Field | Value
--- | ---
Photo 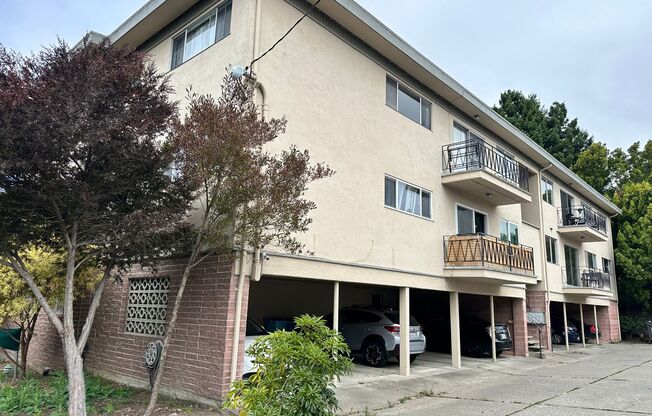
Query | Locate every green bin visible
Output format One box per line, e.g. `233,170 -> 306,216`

0,328 -> 21,351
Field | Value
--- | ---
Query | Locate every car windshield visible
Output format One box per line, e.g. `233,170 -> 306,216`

384,312 -> 419,326
246,319 -> 267,336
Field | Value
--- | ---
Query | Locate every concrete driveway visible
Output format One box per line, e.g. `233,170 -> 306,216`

337,342 -> 652,415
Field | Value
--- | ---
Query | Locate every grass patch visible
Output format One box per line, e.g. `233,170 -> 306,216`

0,371 -> 134,415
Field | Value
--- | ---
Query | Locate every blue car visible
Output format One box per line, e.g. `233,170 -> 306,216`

551,318 -> 581,344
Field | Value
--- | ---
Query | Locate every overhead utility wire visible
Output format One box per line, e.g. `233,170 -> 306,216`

248,0 -> 322,71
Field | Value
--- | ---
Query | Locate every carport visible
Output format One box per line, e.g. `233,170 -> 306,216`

550,300 -> 602,350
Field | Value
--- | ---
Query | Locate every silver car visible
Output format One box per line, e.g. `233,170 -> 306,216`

333,306 -> 426,367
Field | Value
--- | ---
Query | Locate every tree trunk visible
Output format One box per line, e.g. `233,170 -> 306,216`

63,331 -> 87,416
143,250 -> 198,416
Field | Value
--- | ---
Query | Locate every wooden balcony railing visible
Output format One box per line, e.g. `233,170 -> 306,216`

444,233 -> 535,275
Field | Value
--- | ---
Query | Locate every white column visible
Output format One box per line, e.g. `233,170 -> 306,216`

490,295 -> 496,362
579,304 -> 586,348
399,287 -> 410,376
594,305 -> 600,345
450,292 -> 461,368
333,281 -> 340,332
563,302 -> 569,350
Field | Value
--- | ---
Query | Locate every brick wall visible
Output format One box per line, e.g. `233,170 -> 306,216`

597,301 -> 621,343
28,255 -> 243,405
512,298 -> 528,357
608,300 -> 621,342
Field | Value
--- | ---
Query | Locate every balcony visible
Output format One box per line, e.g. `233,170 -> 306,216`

562,267 -> 612,295
557,206 -> 608,243
441,139 -> 532,206
443,234 -> 536,284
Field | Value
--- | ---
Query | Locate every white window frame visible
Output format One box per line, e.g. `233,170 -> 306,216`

498,219 -> 520,244
545,235 -> 558,264
541,176 -> 554,205
586,251 -> 597,270
455,203 -> 488,235
170,1 -> 232,70
602,257 -> 612,274
384,175 -> 432,219
385,75 -> 432,129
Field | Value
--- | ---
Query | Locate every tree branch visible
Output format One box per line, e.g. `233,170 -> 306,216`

5,253 -> 64,335
76,263 -> 112,354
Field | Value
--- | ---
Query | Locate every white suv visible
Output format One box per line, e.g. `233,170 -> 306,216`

329,306 -> 426,367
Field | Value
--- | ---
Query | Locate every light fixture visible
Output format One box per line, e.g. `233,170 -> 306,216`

486,192 -> 493,198
229,65 -> 246,79
474,114 -> 480,120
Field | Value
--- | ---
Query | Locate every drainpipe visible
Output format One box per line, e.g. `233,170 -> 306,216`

230,247 -> 248,382
229,0 -> 265,383
538,163 -> 553,350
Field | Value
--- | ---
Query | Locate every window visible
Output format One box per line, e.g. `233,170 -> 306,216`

602,258 -> 612,274
125,277 -> 170,336
456,205 -> 486,234
586,251 -> 597,270
386,76 -> 431,129
545,236 -> 557,264
171,1 -> 232,69
499,220 -> 519,244
541,176 -> 554,204
384,176 -> 431,219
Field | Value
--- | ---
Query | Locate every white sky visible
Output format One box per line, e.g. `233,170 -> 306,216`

1,0 -> 650,150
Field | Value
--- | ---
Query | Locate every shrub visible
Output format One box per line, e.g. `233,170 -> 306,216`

620,314 -> 648,340
225,314 -> 353,416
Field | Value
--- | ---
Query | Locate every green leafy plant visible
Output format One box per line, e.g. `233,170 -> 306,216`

620,314 -> 648,340
225,315 -> 353,416
0,371 -> 134,415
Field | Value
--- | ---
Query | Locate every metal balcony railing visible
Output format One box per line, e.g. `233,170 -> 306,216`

444,233 -> 535,275
557,205 -> 607,235
562,267 -> 612,290
442,138 -> 530,191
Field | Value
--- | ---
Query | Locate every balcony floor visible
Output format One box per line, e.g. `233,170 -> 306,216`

557,225 -> 608,243
444,266 -> 538,285
442,169 -> 532,205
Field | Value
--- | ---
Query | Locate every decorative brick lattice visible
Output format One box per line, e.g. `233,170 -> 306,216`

125,277 -> 170,336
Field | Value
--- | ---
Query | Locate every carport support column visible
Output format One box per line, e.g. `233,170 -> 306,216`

563,302 -> 569,350
490,295 -> 496,362
594,305 -> 600,345
333,282 -> 339,332
399,287 -> 410,376
450,292 -> 461,368
580,304 -> 586,348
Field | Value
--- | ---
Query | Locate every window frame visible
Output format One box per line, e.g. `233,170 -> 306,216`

498,219 -> 520,244
602,257 -> 612,274
384,175 -> 432,220
545,235 -> 558,264
170,0 -> 232,70
455,203 -> 488,235
385,75 -> 432,129
541,176 -> 554,205
586,251 -> 597,270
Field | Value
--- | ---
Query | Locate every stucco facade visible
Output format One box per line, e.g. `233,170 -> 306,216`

28,0 -> 621,404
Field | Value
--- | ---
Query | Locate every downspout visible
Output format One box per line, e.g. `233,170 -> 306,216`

229,0 -> 264,383
538,163 -> 553,349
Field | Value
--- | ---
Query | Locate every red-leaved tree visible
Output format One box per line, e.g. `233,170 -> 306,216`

0,39 -> 191,415
144,73 -> 333,414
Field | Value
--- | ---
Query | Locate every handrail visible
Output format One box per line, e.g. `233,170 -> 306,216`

557,205 -> 607,235
443,233 -> 535,275
561,267 -> 612,290
442,138 -> 530,191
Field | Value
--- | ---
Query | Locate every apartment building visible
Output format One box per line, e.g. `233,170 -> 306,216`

27,0 -> 621,405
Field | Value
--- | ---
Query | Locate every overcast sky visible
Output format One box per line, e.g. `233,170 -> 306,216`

1,0 -> 650,150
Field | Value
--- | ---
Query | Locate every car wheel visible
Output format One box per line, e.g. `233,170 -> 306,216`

410,354 -> 418,363
552,332 -> 563,344
467,340 -> 484,358
495,350 -> 503,357
362,339 -> 387,367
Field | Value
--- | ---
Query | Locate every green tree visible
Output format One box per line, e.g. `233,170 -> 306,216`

607,147 -> 630,194
225,315 -> 353,416
0,247 -> 99,377
494,90 -> 592,168
612,182 -> 652,313
573,142 -> 609,194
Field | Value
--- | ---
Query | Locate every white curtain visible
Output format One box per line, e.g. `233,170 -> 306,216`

398,183 -> 420,215
184,16 -> 216,61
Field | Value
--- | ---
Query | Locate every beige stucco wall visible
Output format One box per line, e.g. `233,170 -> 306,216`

137,0 -> 615,303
